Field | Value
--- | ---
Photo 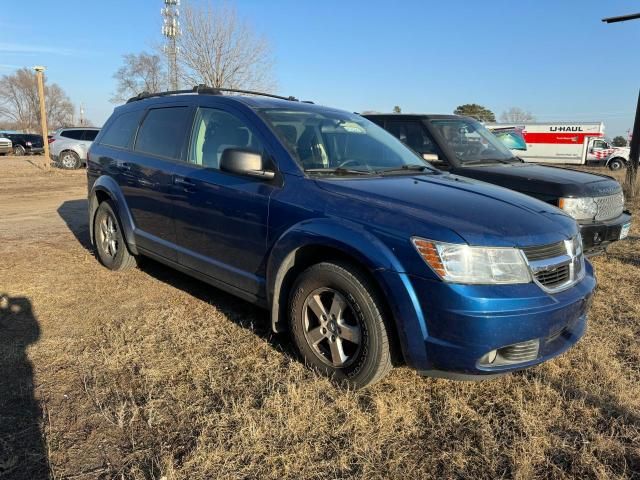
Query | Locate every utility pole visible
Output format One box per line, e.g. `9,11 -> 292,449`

34,66 -> 50,170
602,13 -> 640,196
162,0 -> 181,91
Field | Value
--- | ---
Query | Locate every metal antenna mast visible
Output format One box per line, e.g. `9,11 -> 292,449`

162,0 -> 181,91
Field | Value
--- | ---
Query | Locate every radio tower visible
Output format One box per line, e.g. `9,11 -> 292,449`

162,0 -> 181,90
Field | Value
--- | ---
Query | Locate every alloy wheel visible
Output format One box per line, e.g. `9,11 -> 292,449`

302,287 -> 362,367
98,212 -> 119,259
61,152 -> 78,169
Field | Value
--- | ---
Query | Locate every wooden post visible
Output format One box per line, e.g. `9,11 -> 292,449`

625,90 -> 640,197
34,66 -> 50,170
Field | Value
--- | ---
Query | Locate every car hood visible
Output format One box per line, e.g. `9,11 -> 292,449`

314,173 -> 577,248
454,162 -> 622,198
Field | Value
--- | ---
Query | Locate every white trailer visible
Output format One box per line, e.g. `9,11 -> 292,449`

487,122 -> 612,165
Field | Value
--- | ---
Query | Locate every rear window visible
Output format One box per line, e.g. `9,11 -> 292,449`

134,107 -> 190,159
83,130 -> 99,141
100,110 -> 144,149
61,130 -> 84,140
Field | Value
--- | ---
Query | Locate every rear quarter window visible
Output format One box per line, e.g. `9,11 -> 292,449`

83,130 -> 99,141
100,110 -> 144,149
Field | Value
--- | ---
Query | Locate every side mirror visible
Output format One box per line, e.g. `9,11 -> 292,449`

220,148 -> 275,180
422,153 -> 440,162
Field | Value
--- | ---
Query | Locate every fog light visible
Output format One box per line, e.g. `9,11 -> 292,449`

479,349 -> 497,365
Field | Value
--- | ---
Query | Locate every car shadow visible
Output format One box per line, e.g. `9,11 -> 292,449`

57,199 -> 92,251
0,294 -> 50,479
56,200 -> 296,361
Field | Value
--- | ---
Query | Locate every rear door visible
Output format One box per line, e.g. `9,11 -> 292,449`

170,105 -> 278,297
118,105 -> 192,260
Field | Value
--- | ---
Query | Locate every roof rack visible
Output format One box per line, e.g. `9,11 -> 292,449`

126,84 -> 300,104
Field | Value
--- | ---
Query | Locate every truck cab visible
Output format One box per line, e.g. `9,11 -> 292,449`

365,113 -> 632,256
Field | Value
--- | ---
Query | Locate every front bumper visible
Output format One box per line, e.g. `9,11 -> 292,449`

381,261 -> 596,378
579,211 -> 632,256
0,145 -> 11,154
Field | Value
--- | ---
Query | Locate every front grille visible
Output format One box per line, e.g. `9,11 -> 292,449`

594,192 -> 624,221
498,340 -> 539,363
535,264 -> 570,288
522,237 -> 583,293
522,241 -> 567,261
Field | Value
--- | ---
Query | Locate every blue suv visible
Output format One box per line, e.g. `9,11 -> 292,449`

87,87 -> 596,388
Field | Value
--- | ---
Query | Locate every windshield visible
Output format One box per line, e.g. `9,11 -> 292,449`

430,118 -> 518,164
259,108 -> 435,174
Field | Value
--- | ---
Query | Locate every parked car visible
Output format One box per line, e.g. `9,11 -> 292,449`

88,88 -> 596,388
50,127 -> 100,169
0,132 -> 45,155
365,114 -> 631,256
0,136 -> 11,155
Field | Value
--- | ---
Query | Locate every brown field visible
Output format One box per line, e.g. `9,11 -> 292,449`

1,156 -> 639,479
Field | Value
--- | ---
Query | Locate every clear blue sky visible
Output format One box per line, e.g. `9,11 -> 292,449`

2,0 -> 638,137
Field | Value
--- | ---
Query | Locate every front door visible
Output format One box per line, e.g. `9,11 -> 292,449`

171,106 -> 278,297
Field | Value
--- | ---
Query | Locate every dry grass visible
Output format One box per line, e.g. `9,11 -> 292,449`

1,157 -> 639,479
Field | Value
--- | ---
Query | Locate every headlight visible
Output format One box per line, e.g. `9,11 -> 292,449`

411,238 -> 531,284
558,197 -> 597,221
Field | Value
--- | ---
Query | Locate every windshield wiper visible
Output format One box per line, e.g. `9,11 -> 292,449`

462,158 -> 513,165
377,164 -> 435,175
305,167 -> 374,176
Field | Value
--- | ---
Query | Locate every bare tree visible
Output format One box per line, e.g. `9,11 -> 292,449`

177,2 -> 275,91
500,107 -> 535,123
0,68 -> 74,132
111,52 -> 167,103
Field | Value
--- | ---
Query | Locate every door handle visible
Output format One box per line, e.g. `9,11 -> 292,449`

174,176 -> 197,191
116,160 -> 132,171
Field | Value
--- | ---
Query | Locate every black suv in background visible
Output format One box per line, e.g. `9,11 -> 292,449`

0,132 -> 45,155
365,114 -> 632,256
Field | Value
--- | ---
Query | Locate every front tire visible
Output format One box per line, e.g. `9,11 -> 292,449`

608,158 -> 625,171
289,261 -> 394,388
13,145 -> 25,156
93,201 -> 136,271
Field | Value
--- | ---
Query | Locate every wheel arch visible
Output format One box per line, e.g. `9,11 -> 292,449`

605,156 -> 627,169
88,176 -> 138,254
266,220 -> 409,363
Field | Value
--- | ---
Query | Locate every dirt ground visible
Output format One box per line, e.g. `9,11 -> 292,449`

1,156 -> 639,479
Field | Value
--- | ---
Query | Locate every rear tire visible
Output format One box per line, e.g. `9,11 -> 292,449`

59,150 -> 81,169
289,261 -> 394,388
93,200 -> 136,271
608,158 -> 625,171
13,145 -> 25,156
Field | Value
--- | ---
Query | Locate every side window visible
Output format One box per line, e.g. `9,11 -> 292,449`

100,110 -> 144,149
134,107 -> 190,159
61,130 -> 83,140
82,130 -> 99,141
386,121 -> 437,154
188,108 -> 264,169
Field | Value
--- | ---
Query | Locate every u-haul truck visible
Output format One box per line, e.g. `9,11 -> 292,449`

487,122 -> 612,165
